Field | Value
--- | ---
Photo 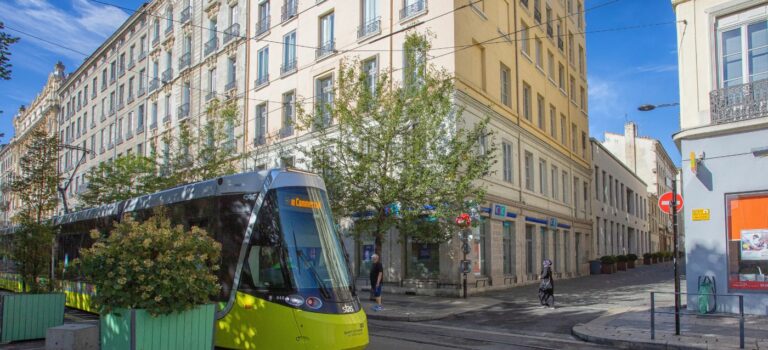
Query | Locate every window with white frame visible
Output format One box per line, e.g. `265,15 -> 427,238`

535,38 -> 543,68
549,105 -> 556,138
537,94 -> 545,129
539,158 -> 548,195
524,151 -> 534,191
283,31 -> 297,73
522,82 -> 532,120
502,141 -> 513,183
552,165 -> 559,200
316,75 -> 334,127
717,7 -> 768,87
257,46 -> 269,85
500,63 -> 511,107
521,22 -> 530,56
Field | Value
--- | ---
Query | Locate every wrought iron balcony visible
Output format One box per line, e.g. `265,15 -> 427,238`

165,24 -> 173,36
179,52 -> 191,71
547,24 -> 553,38
127,94 -> 135,104
282,1 -> 298,22
520,0 -> 528,7
281,58 -> 297,76
225,80 -> 237,92
137,123 -> 145,134
534,7 -> 542,23
117,101 -> 125,111
255,18 -> 270,37
128,60 -> 136,70
180,6 -> 191,24
162,68 -> 173,83
253,135 -> 266,146
150,122 -> 157,130
204,37 -> 219,56
316,40 -> 335,60
358,17 -> 381,39
178,103 -> 190,119
223,23 -> 240,45
138,50 -> 147,61
206,91 -> 216,101
280,125 -> 294,138
137,86 -> 146,97
118,67 -> 125,77
149,78 -> 159,92
400,0 -> 427,21
710,80 -> 768,125
152,35 -> 159,47
255,75 -> 269,88
163,114 -> 170,123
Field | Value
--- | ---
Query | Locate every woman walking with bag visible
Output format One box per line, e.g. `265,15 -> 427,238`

538,259 -> 555,309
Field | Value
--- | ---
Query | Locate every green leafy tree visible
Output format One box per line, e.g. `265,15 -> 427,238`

10,128 -> 59,223
12,220 -> 55,293
0,22 -> 20,80
79,154 -> 170,207
296,34 -> 496,253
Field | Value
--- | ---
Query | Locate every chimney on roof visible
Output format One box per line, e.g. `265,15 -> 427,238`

624,122 -> 638,173
54,61 -> 65,77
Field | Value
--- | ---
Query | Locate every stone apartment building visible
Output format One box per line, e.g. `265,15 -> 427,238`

591,138 -> 651,259
1,0 -> 592,295
673,0 -> 768,315
602,122 -> 677,253
240,0 -> 592,295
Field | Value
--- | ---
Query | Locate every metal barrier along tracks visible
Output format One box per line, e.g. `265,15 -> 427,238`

650,291 -> 745,349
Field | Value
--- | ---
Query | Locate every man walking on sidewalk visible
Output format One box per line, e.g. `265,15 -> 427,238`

370,254 -> 384,311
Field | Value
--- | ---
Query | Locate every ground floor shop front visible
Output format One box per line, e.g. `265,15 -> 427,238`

344,202 -> 592,296
678,124 -> 768,315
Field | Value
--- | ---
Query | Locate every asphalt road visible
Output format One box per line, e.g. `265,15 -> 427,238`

368,262 -> 679,349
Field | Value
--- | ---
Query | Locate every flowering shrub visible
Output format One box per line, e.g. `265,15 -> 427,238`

78,212 -> 221,316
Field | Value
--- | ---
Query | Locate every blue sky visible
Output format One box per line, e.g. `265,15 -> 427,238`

0,0 -> 682,165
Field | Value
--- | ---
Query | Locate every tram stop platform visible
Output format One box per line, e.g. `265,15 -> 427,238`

360,293 -> 501,322
572,306 -> 768,350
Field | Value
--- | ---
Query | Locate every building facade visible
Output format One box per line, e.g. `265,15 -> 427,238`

0,63 -> 65,222
591,138 -> 650,259
673,0 -> 768,315
243,0 -> 592,295
602,122 -> 677,253
56,0 -> 248,212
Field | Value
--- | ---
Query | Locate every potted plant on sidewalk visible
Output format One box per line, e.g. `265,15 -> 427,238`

626,254 -> 638,269
643,253 -> 652,265
600,256 -> 616,274
616,255 -> 628,271
79,211 -> 221,350
1,219 -> 66,343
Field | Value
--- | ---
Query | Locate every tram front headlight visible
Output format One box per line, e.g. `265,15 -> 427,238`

285,294 -> 305,307
305,296 -> 323,310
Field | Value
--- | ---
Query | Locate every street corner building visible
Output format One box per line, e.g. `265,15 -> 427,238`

673,0 -> 768,315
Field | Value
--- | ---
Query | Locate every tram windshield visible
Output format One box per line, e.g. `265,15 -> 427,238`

277,187 -> 353,300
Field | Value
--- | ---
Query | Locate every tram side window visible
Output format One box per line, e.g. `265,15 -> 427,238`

240,191 -> 291,294
218,194 -> 254,299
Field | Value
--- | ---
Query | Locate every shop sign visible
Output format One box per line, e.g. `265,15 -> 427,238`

492,204 -> 507,219
692,208 -> 710,221
548,217 -> 558,229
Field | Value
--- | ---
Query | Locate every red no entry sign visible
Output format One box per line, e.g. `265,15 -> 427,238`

658,191 -> 683,214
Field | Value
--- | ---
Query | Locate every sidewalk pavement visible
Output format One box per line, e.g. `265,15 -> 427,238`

360,293 -> 502,321
572,306 -> 768,350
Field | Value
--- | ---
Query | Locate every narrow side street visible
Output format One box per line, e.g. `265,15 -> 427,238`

367,262 -> 677,349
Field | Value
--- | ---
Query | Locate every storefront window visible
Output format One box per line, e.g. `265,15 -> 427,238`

406,238 -> 439,279
526,225 -> 535,274
474,220 -> 490,276
726,192 -> 768,291
503,222 -> 516,275
358,236 -> 375,280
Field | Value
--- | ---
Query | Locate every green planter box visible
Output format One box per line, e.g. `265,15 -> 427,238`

1,293 -> 65,343
101,304 -> 215,350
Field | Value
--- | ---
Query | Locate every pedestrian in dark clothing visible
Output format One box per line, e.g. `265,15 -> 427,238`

370,254 -> 384,311
538,259 -> 555,308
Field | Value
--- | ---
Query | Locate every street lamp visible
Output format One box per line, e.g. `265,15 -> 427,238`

637,102 -> 679,112
639,103 -> 682,336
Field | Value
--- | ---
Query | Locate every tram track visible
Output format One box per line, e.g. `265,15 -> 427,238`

368,319 -> 615,350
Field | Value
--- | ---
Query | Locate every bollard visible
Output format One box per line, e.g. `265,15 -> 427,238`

650,292 -> 655,340
739,296 -> 744,349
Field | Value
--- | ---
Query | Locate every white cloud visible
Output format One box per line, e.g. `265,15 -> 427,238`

0,0 -> 128,61
588,75 -> 625,120
634,64 -> 678,74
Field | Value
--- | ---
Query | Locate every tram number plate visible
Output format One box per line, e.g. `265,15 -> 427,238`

342,304 -> 355,313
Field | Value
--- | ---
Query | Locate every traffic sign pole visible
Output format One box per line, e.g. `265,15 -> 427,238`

672,178 -> 680,336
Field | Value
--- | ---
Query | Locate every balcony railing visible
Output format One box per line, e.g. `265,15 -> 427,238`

547,24 -> 553,38
138,50 -> 147,61
282,1 -> 298,22
400,0 -> 427,21
255,75 -> 269,88
255,18 -> 270,37
118,67 -> 125,77
358,17 -> 381,39
149,78 -> 159,92
165,24 -> 173,36
150,122 -> 157,130
281,58 -> 297,76
225,80 -> 237,91
206,91 -> 216,101
710,80 -> 768,125
152,35 -> 159,47
90,120 -> 96,129
179,52 -> 191,71
137,86 -> 146,97
162,68 -> 173,83
280,125 -> 294,138
163,114 -> 170,123
534,7 -> 542,23
117,101 -> 125,111
128,60 -> 136,70
223,23 -> 240,45
253,135 -> 266,146
180,6 -> 191,24
127,94 -> 135,104
316,40 -> 335,59
204,37 -> 219,56
521,0 -> 528,7
178,103 -> 190,119
137,123 -> 145,134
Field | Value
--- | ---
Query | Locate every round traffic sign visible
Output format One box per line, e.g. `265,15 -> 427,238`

658,191 -> 683,214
